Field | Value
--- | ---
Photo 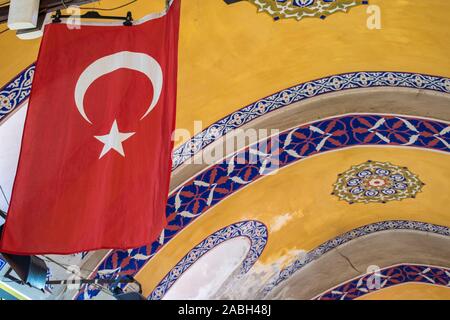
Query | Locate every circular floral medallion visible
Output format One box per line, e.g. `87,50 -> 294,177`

246,0 -> 368,21
332,161 -> 424,204
0,95 -> 12,110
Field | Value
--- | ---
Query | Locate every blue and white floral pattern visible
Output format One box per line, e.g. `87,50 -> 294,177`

172,72 -> 450,170
2,67 -> 449,171
316,264 -> 450,300
0,65 -> 34,123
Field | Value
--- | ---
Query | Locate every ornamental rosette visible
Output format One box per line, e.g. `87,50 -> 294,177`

246,0 -> 368,21
0,95 -> 12,110
332,161 -> 424,204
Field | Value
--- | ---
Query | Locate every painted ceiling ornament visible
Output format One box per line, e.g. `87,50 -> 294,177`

332,161 -> 425,204
246,0 -> 369,21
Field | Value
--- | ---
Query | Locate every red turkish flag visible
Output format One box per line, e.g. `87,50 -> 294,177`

0,1 -> 181,254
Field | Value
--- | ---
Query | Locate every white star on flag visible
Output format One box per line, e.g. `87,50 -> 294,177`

94,120 -> 135,159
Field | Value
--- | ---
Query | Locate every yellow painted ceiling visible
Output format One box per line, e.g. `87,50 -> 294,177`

135,147 -> 450,296
1,1 -> 449,300
1,0 -> 450,146
357,283 -> 450,300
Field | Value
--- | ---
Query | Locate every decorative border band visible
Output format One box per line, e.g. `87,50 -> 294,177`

76,114 -> 450,300
1,66 -> 449,171
149,220 -> 268,300
263,220 -> 450,296
315,264 -> 450,300
173,72 -> 450,170
0,65 -> 34,123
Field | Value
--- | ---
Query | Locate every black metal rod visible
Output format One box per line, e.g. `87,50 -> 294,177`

52,10 -> 133,26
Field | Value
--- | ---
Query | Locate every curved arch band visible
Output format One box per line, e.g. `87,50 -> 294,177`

315,264 -> 450,300
149,220 -> 268,300
76,113 -> 450,300
264,220 -> 450,298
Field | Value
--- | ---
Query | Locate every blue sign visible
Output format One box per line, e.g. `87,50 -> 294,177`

0,287 -> 19,300
0,258 -> 21,300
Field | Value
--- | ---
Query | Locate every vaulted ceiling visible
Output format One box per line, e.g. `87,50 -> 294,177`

0,0 -> 449,300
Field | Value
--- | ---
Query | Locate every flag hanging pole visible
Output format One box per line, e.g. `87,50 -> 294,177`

51,10 -> 133,26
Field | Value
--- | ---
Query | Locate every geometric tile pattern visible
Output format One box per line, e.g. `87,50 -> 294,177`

315,264 -> 450,300
76,114 -> 450,300
263,220 -> 450,296
148,220 -> 268,300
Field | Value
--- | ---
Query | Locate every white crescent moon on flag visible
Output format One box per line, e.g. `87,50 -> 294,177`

74,51 -> 163,124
